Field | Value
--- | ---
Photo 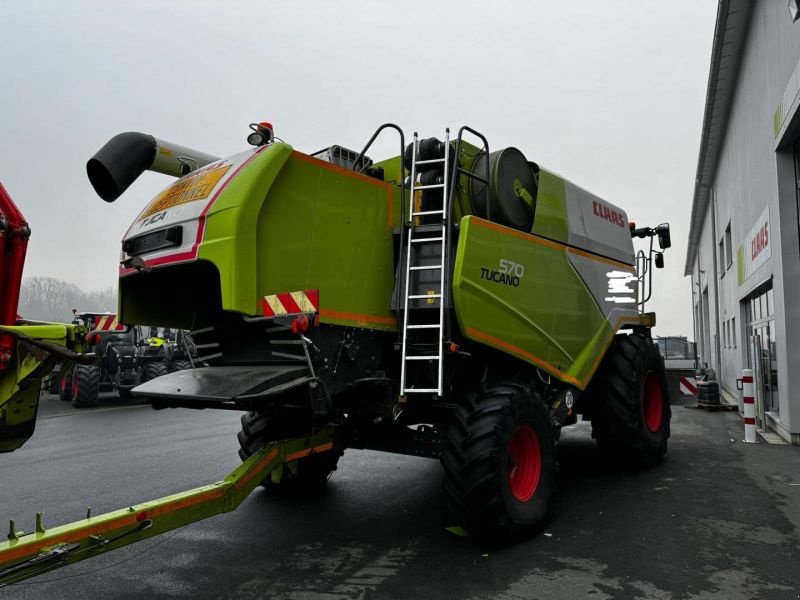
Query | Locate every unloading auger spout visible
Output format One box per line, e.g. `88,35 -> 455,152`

87,133 -> 220,202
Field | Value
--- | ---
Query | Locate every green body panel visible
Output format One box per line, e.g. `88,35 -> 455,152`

258,154 -> 398,330
120,137 -> 637,386
452,216 -> 612,389
198,143 -> 294,316
197,147 -> 400,330
530,168 -> 569,243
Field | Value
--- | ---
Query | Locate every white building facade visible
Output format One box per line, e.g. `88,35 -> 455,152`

686,0 -> 800,444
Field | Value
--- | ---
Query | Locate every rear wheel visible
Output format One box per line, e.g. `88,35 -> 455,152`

59,371 -> 73,402
141,361 -> 168,382
71,365 -> 100,408
238,410 -> 341,492
441,384 -> 555,539
171,360 -> 193,372
588,333 -> 671,467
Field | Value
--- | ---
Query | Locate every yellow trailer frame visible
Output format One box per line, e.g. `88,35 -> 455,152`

0,428 -> 335,586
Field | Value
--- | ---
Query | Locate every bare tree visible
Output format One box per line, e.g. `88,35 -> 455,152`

18,277 -> 116,322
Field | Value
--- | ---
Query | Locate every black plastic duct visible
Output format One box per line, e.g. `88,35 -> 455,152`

87,132 -> 159,203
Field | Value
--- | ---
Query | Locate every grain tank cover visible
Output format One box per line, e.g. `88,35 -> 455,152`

469,147 -> 536,231
563,177 -> 635,265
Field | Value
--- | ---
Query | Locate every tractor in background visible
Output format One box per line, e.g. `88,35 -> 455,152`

59,314 -> 170,407
145,326 -> 198,372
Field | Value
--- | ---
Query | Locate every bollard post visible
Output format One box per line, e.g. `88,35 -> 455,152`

742,369 -> 757,443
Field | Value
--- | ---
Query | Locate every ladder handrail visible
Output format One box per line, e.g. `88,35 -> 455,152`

445,126 -> 490,342
352,123 -> 407,339
399,133 -> 419,395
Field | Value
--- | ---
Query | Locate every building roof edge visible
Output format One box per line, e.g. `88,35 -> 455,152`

684,0 -> 754,276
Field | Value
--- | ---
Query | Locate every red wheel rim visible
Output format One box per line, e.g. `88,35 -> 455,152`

507,425 -> 542,502
643,371 -> 663,433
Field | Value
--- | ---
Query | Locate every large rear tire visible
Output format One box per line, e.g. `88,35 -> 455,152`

59,371 -> 73,402
441,384 -> 556,539
238,410 -> 341,492
71,365 -> 100,408
588,333 -> 671,467
171,360 -> 193,372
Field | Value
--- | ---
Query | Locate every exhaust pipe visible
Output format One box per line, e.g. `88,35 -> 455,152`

87,133 -> 220,202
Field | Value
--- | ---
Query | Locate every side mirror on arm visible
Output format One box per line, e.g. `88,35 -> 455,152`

656,223 -> 671,249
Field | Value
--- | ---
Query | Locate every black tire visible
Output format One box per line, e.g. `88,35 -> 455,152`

71,365 -> 100,408
441,384 -> 556,539
588,333 -> 671,467
697,381 -> 719,404
59,371 -> 73,402
237,410 -> 341,492
171,360 -> 193,372
141,361 -> 169,382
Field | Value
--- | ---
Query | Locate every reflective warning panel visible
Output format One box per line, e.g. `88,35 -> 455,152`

140,164 -> 231,219
262,290 -> 319,317
92,314 -> 124,331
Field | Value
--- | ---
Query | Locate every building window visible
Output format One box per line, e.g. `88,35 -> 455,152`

732,316 -> 736,348
719,238 -> 726,274
725,222 -> 732,268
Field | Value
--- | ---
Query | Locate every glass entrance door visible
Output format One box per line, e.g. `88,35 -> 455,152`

745,284 -> 778,414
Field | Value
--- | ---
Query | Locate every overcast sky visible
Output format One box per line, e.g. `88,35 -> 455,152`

3,0 -> 716,337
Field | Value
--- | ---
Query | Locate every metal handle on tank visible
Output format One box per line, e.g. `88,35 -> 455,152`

353,124 -> 407,339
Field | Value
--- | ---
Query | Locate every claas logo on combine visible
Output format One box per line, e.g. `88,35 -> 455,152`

592,201 -> 626,229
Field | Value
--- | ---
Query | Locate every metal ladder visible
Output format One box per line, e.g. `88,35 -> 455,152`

399,130 -> 451,397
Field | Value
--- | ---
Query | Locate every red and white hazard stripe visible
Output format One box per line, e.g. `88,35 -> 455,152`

679,377 -> 697,396
262,289 -> 319,317
95,315 -> 124,331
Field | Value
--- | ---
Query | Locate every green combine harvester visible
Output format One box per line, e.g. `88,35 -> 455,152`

0,122 -> 672,583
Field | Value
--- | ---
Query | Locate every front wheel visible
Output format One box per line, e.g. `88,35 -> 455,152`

441,384 -> 555,539
588,333 -> 671,467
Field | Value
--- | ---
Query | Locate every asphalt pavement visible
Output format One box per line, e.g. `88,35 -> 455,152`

1,393 -> 799,599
